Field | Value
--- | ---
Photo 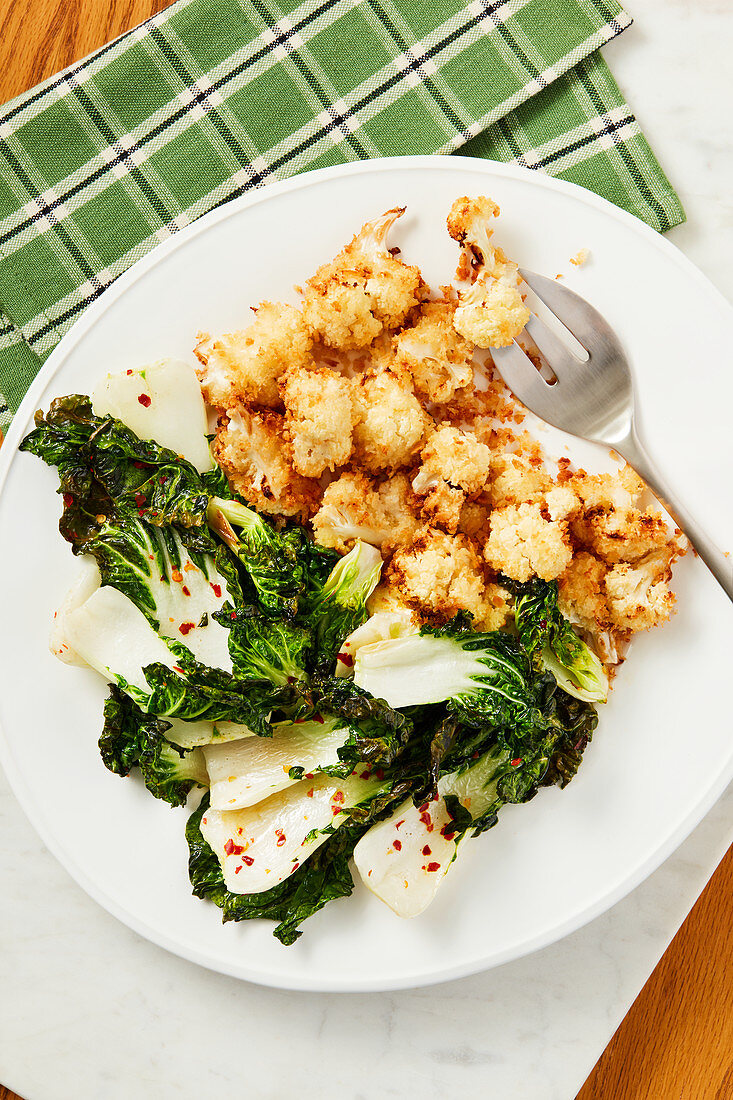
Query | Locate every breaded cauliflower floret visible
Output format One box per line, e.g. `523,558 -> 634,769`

447,196 -> 530,348
302,208 -> 424,350
214,406 -> 318,519
488,452 -> 553,509
558,551 -> 612,635
388,530 -> 492,624
194,302 -> 311,409
604,549 -> 676,632
566,465 -> 644,511
572,505 -> 673,565
352,366 -> 428,473
557,551 -> 618,663
311,471 -> 419,553
485,501 -> 573,582
280,366 -> 356,477
393,299 -> 474,403
412,426 -> 492,533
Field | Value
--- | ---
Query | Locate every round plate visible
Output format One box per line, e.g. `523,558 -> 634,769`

1,158 -> 732,992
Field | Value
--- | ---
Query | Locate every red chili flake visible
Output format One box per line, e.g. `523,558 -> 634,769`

304,772 -> 314,780
182,585 -> 191,597
306,788 -> 314,797
337,651 -> 354,667
171,569 -> 183,582
234,865 -> 242,874
179,622 -> 195,635
292,862 -> 300,872
511,758 -> 523,767
137,393 -> 151,407
422,845 -> 432,856
230,611 -> 237,620
134,492 -> 146,509
237,827 -> 243,835
426,862 -> 441,873
360,769 -> 372,780
394,819 -> 405,830
275,829 -> 286,846
242,855 -> 254,866
224,839 -> 244,856
392,839 -> 402,851
210,583 -> 222,598
419,811 -> 434,832
126,369 -> 133,375
332,791 -> 345,804
62,492 -> 74,508
375,768 -> 385,781
472,750 -> 480,759
440,825 -> 456,841
173,666 -> 185,674
312,713 -> 325,724
418,802 -> 429,813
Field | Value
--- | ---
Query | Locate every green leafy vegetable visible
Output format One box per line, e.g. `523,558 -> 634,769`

217,606 -> 311,687
504,576 -> 608,703
101,686 -> 208,807
187,795 -> 365,945
208,496 -> 307,619
307,540 -> 382,672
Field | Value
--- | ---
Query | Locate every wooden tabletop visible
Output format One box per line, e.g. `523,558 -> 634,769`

0,3 -> 730,1098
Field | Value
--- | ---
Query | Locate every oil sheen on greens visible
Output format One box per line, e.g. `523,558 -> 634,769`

21,395 -> 603,945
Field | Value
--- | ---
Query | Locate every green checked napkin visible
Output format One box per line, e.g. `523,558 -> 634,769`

0,0 -> 684,432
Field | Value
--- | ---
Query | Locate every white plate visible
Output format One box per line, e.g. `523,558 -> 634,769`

1,158 -> 732,992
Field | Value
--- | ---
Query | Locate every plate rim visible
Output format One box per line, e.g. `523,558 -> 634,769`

1,155 -> 732,992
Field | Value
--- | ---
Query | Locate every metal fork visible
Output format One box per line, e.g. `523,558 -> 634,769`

491,271 -> 733,602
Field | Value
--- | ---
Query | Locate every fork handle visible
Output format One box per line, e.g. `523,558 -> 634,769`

616,422 -> 733,602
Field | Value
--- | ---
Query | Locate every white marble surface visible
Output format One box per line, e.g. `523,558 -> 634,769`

1,2 -> 732,1097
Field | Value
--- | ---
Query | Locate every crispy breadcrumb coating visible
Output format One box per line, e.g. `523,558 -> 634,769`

604,549 -> 677,632
214,406 -> 318,518
412,426 -> 492,533
280,366 -> 356,477
572,506 -> 672,565
489,452 -> 553,509
311,471 -> 419,552
352,366 -> 428,473
393,299 -> 474,403
194,302 -> 311,409
447,196 -> 530,348
302,208 -> 424,350
485,502 -> 573,583
388,529 -> 495,625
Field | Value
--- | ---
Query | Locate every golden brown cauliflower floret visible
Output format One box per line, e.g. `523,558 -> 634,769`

280,366 -> 355,478
393,299 -> 474,403
557,551 -> 619,663
388,529 -> 493,625
572,505 -> 673,565
311,471 -> 419,553
488,452 -> 553,509
604,549 -> 677,633
302,208 -> 424,350
352,367 -> 428,473
566,465 -> 644,511
447,196 -> 530,348
214,406 -> 319,519
412,426 -> 492,533
558,551 -> 612,634
485,502 -> 573,583
194,302 -> 311,409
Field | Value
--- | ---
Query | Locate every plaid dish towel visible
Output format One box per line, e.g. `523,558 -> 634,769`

0,0 -> 684,432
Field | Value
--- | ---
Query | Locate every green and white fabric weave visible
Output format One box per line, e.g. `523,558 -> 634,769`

0,0 -> 683,431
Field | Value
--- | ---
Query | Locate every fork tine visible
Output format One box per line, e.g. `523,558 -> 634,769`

520,270 -> 617,352
525,313 -> 578,379
491,342 -> 551,412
